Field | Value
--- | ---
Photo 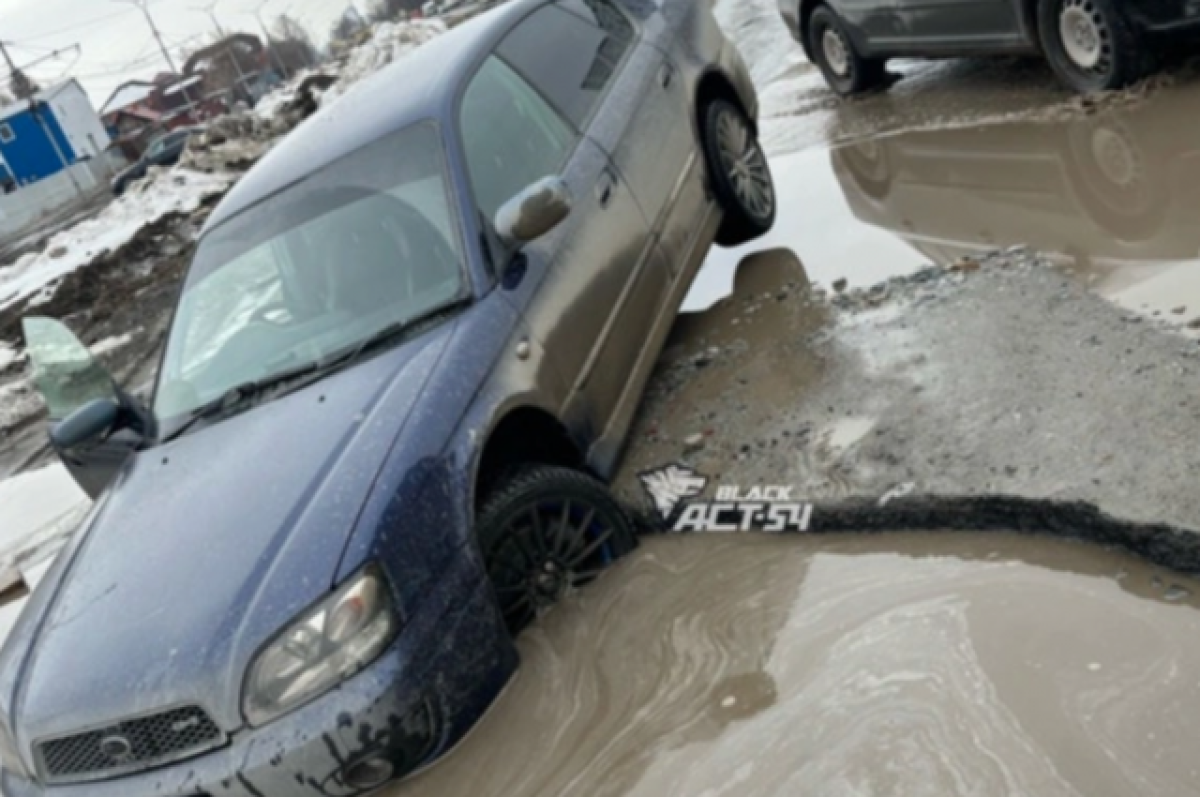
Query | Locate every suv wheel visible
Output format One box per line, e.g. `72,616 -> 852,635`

1039,0 -> 1147,93
702,99 -> 776,247
808,5 -> 887,97
476,466 -> 637,635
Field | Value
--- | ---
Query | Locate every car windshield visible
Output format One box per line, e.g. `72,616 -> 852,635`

154,121 -> 466,424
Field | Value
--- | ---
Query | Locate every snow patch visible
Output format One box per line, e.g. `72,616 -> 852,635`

0,378 -> 39,431
91,333 -> 134,356
0,465 -> 88,563
321,19 -> 447,107
0,343 -> 17,371
0,170 -> 233,314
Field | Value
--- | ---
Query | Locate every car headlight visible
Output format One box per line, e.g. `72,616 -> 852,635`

243,566 -> 399,726
0,721 -> 29,779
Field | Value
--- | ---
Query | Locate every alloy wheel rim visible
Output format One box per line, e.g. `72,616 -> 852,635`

1091,127 -> 1139,188
822,28 -> 850,77
1059,0 -> 1111,73
488,499 -> 616,630
716,109 -> 775,222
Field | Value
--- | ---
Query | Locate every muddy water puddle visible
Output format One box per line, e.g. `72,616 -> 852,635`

690,78 -> 1200,334
832,78 -> 1200,329
685,149 -> 925,312
390,532 -> 1200,797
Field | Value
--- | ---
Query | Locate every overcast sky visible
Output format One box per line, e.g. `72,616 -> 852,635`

0,0 -> 357,109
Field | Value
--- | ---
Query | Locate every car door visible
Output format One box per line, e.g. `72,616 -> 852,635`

459,53 -> 661,434
502,0 -> 708,280
888,0 -> 1020,47
22,317 -> 140,498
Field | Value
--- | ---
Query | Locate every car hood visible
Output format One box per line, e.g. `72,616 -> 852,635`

11,319 -> 459,744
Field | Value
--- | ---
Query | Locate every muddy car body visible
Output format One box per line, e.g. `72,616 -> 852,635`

0,2 -> 773,796
779,0 -> 1200,95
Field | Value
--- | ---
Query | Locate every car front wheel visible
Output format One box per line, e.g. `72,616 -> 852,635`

1038,0 -> 1147,93
808,5 -> 887,98
702,99 -> 776,247
476,466 -> 637,635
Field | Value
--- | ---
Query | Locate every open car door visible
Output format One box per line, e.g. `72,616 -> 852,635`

22,318 -> 143,499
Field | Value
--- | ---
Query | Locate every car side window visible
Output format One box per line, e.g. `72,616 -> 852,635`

496,2 -> 633,130
460,55 -> 575,222
558,0 -> 636,40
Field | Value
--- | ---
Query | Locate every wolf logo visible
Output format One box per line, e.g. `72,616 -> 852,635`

639,464 -> 708,521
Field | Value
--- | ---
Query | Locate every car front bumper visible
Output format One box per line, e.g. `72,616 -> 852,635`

2,549 -> 517,797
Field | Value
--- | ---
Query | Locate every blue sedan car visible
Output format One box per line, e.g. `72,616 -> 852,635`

0,1 -> 772,795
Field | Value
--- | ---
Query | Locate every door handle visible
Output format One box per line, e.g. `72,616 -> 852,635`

659,61 -> 675,89
596,169 -> 617,208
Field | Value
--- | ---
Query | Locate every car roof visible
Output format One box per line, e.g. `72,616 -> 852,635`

203,0 -> 541,234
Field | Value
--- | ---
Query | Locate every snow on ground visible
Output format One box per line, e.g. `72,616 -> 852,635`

0,379 -> 38,432
0,465 -> 86,651
90,332 -> 134,356
0,343 -> 16,370
320,19 -> 447,107
252,68 -> 320,121
0,170 -> 233,314
0,465 -> 87,565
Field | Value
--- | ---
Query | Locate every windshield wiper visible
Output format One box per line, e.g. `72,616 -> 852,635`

160,299 -> 469,444
159,361 -> 324,444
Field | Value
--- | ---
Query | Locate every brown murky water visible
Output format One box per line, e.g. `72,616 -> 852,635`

690,77 -> 1200,332
388,533 -> 1200,797
830,79 -> 1200,328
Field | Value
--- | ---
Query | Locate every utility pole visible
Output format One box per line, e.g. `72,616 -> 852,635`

0,41 -> 16,79
114,0 -> 200,116
0,52 -> 87,192
195,1 -> 256,107
116,0 -> 181,74
194,0 -> 227,37
249,0 -> 290,79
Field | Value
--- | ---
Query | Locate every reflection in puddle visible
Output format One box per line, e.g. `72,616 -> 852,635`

688,79 -> 1200,331
390,534 -> 1200,797
831,80 -> 1200,329
685,149 -> 926,312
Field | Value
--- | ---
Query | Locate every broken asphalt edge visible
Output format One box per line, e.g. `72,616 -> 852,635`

632,494 -> 1200,577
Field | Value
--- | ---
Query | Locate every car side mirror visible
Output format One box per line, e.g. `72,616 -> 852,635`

51,398 -> 120,450
493,176 -> 572,247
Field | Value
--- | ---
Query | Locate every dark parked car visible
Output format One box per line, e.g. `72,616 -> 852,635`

0,1 -> 773,795
111,127 -> 201,196
778,0 -> 1200,95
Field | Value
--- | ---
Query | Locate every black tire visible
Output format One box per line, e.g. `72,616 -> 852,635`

1038,0 -> 1147,94
701,99 -> 776,247
808,5 -> 887,97
476,466 -> 637,635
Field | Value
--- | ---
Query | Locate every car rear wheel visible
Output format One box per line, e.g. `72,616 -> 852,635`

702,99 -> 776,247
1038,0 -> 1147,93
808,5 -> 887,98
476,466 -> 637,635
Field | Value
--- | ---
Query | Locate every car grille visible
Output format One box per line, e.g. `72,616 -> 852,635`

36,705 -> 225,785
